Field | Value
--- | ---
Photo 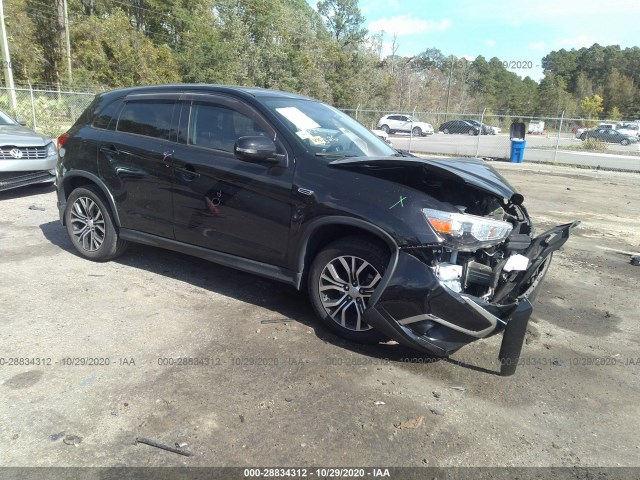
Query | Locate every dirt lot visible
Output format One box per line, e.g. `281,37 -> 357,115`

1,162 -> 639,470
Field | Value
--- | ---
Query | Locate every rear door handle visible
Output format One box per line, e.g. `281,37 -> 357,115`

100,144 -> 120,156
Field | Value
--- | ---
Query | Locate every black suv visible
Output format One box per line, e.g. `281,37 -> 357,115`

56,85 -> 577,375
439,120 -> 488,135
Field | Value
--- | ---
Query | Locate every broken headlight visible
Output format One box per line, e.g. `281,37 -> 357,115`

423,208 -> 513,251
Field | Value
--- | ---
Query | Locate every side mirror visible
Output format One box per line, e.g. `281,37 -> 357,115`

16,118 -> 27,126
234,136 -> 279,164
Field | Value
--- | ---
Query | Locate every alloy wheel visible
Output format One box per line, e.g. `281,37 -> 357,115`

70,196 -> 105,252
318,255 -> 382,331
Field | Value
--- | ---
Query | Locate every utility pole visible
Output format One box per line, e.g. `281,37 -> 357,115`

63,0 -> 72,88
444,56 -> 454,122
0,0 -> 17,111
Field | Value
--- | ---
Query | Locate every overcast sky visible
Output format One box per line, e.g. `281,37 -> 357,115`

310,0 -> 640,81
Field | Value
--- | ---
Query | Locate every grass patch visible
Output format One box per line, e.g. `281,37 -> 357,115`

580,138 -> 608,152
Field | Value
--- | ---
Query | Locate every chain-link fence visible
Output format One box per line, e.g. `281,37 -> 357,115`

0,86 -> 96,139
344,108 -> 640,170
1,86 -> 638,170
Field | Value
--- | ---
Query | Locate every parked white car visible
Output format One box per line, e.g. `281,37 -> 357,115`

528,120 -> 545,134
370,129 -> 393,146
574,127 -> 590,138
616,123 -> 639,137
377,114 -> 434,137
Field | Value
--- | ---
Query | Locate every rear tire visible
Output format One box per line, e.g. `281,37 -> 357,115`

380,125 -> 390,134
443,128 -> 449,134
64,185 -> 128,261
308,236 -> 388,344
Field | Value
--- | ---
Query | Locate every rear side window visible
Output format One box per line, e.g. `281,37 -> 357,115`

116,101 -> 176,141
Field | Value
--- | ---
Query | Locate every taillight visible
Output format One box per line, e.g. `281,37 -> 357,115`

58,133 -> 70,149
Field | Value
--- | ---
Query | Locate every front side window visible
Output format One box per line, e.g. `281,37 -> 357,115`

188,103 -> 267,153
265,99 -> 396,158
116,101 -> 175,140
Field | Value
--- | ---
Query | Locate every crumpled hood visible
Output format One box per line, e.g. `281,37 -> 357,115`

0,125 -> 51,147
329,156 -> 518,200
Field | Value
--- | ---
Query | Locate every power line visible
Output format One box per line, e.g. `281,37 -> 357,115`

110,0 -> 175,19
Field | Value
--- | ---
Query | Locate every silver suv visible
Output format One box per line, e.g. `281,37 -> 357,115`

377,114 -> 434,137
0,109 -> 57,191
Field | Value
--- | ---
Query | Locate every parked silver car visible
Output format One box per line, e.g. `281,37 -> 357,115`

0,110 -> 57,192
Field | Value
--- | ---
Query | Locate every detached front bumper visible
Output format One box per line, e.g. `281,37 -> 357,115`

363,221 -> 579,375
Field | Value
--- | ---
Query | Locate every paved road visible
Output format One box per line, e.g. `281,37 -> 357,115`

391,133 -> 640,170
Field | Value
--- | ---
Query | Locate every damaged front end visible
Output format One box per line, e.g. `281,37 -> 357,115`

347,158 -> 579,375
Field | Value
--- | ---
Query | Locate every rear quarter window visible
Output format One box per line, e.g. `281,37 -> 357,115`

92,99 -> 124,130
71,96 -> 100,128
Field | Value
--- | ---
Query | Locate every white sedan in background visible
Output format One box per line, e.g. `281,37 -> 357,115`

371,129 -> 393,146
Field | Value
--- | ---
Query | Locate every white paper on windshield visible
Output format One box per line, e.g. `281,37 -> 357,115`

276,107 -> 320,131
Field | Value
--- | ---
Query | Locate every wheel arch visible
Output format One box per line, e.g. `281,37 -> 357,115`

61,172 -> 121,227
295,217 -> 399,290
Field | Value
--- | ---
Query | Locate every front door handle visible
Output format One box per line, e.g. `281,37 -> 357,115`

175,165 -> 201,180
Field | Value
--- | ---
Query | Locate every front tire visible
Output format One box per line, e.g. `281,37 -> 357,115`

412,126 -> 422,136
443,128 -> 449,134
621,138 -> 630,146
308,236 -> 388,344
64,185 -> 128,261
469,129 -> 476,135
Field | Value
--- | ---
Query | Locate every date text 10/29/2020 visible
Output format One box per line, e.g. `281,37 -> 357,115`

244,468 -> 391,477
502,61 -> 536,69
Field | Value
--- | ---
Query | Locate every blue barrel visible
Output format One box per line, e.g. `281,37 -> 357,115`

510,139 -> 526,163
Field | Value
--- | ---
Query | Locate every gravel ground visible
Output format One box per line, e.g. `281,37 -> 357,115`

0,161 -> 639,469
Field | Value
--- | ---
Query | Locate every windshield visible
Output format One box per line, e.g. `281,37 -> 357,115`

0,110 -> 17,125
264,98 -> 396,158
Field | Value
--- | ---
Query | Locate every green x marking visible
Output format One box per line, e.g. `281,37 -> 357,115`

389,195 -> 407,209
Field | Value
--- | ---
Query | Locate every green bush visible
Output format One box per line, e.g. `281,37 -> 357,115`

581,138 -> 607,152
